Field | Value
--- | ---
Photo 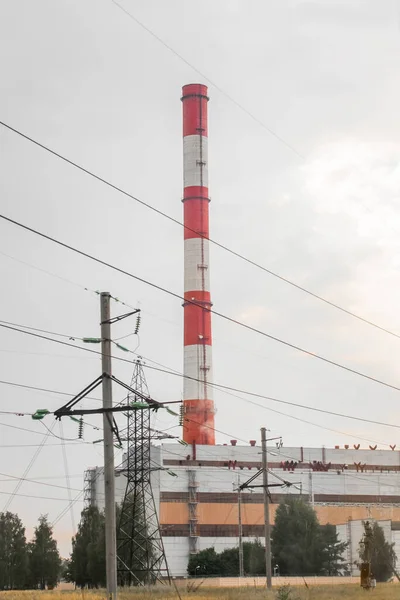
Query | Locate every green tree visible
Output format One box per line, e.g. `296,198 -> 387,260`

0,511 -> 29,590
69,505 -> 105,588
116,493 -> 155,586
187,541 -> 266,577
187,547 -> 221,576
29,515 -> 61,589
272,498 -> 323,575
219,547 -> 239,576
319,524 -> 348,575
243,540 -> 265,575
87,514 -> 106,587
219,541 -> 266,576
359,520 -> 396,582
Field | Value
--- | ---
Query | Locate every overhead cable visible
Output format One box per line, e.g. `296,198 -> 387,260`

0,120 -> 398,341
3,422 -> 54,511
0,321 -> 399,431
1,215 -> 399,395
111,1 -> 302,158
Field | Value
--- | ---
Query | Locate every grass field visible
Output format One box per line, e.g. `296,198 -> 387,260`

0,585 -> 398,599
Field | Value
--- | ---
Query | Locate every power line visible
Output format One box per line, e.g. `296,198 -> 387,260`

0,328 -> 393,457
0,471 -> 82,493
2,372 -> 254,451
1,215 -> 400,395
51,418 -> 263,529
0,121 -> 398,342
111,1 -> 302,158
0,251 -> 138,313
0,319 -> 80,341
1,321 -> 400,432
131,355 -> 386,444
0,473 -> 82,481
0,378 -> 102,402
113,351 -> 396,447
60,421 -> 76,533
0,249 -> 90,293
51,451 -> 125,527
0,347 -> 98,361
0,442 -> 88,448
3,422 -> 54,511
0,420 -> 92,442
1,249 -> 180,334
40,421 -> 80,442
0,490 -> 81,502
50,423 -> 400,533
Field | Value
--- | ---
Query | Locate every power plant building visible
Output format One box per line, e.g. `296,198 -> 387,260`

85,443 -> 400,576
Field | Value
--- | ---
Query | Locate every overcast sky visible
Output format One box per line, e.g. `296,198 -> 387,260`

1,0 -> 400,556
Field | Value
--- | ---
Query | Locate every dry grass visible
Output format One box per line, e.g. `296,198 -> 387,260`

0,585 -> 398,599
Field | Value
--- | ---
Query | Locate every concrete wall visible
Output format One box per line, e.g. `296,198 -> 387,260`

160,444 -> 400,499
337,519 -> 393,575
175,576 -> 366,587
161,443 -> 400,467
393,530 -> 400,569
160,467 -> 400,497
91,467 -> 127,511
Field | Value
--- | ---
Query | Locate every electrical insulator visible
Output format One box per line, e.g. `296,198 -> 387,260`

78,417 -> 84,439
134,311 -> 141,335
179,404 -> 184,426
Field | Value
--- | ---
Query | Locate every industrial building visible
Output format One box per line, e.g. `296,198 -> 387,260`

84,84 -> 400,577
86,442 -> 400,576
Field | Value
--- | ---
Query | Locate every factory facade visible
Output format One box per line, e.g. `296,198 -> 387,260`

86,442 -> 400,576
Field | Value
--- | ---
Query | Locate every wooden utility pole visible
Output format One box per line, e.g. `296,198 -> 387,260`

261,427 -> 272,590
101,292 -> 118,599
237,474 -> 244,578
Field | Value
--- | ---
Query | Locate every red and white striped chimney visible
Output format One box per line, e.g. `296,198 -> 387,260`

181,83 -> 215,445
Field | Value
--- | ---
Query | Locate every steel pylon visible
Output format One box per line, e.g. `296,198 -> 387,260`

116,360 -> 170,586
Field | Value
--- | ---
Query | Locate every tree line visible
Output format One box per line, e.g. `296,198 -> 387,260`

2,497 -> 394,589
0,495 -> 150,590
66,495 -> 149,588
188,498 -> 396,581
0,512 -> 61,590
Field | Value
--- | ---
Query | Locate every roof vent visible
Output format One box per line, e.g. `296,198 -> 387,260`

230,439 -> 237,446
249,440 -> 256,447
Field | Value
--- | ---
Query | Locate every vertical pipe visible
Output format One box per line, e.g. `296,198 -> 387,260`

101,292 -> 118,599
261,427 -> 272,589
181,84 -> 215,445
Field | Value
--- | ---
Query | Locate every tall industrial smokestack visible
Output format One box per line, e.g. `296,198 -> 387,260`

181,83 -> 215,445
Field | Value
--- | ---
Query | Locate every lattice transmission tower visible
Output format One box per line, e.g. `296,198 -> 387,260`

116,359 -> 170,585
